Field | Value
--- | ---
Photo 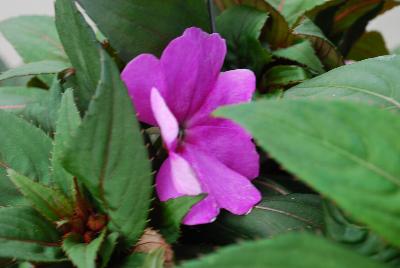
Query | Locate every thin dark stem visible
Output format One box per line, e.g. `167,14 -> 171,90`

207,0 -> 216,33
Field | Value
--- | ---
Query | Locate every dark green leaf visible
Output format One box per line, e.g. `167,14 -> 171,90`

0,206 -> 64,262
285,55 -> 400,111
211,194 -> 323,242
294,18 -> 344,69
178,233 -> 386,268
0,168 -> 26,206
0,110 -> 52,184
324,202 -> 400,266
217,99 -> 400,247
63,51 -> 152,246
0,87 -> 47,112
77,0 -> 210,61
347,31 -> 389,61
99,232 -> 119,268
55,0 -> 101,110
262,65 -> 311,88
8,169 -> 74,222
216,5 -> 271,75
273,40 -> 324,73
265,0 -> 327,26
160,195 -> 204,243
0,16 -> 68,63
51,89 -> 81,198
62,231 -> 105,268
214,0 -> 291,48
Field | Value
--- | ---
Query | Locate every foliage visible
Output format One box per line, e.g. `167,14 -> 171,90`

0,0 -> 399,267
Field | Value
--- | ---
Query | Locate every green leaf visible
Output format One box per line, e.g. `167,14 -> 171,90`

211,194 -> 323,243
0,168 -> 26,206
141,249 -> 165,268
178,233 -> 386,268
8,169 -> 74,222
0,206 -> 64,262
160,195 -> 204,243
77,0 -> 210,61
0,110 -> 52,184
51,89 -> 81,197
0,16 -> 68,63
216,5 -> 268,41
324,202 -> 400,266
21,79 -> 63,132
0,61 -> 70,82
62,231 -> 106,268
274,40 -> 324,74
217,99 -> 400,247
214,0 -> 291,48
265,0 -> 328,26
99,232 -> 119,268
55,0 -> 101,110
0,86 -> 47,112
262,65 -> 311,88
347,31 -> 389,61
63,51 -> 152,246
294,18 -> 344,69
216,5 -> 271,75
285,55 -> 400,111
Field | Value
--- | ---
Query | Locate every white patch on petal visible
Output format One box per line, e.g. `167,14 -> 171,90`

150,87 -> 179,150
170,153 -> 202,196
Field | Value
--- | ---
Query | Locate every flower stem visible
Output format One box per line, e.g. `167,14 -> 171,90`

207,0 -> 216,33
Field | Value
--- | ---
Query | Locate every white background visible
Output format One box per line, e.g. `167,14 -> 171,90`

0,0 -> 399,67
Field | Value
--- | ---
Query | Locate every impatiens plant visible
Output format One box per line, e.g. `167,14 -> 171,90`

0,0 -> 399,267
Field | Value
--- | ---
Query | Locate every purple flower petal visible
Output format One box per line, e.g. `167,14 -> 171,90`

183,196 -> 219,225
156,152 -> 202,201
182,146 -> 261,220
189,69 -> 256,125
150,88 -> 179,150
160,27 -> 226,122
186,118 -> 259,180
121,54 -> 166,125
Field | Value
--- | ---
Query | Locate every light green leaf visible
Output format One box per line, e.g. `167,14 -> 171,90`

21,78 -> 63,132
8,169 -> 74,222
285,55 -> 400,111
77,0 -> 210,61
274,40 -> 324,73
51,89 -> 81,197
0,86 -> 47,112
347,31 -> 389,61
0,110 -> 52,184
0,206 -> 64,262
217,99 -> 400,247
55,0 -> 101,110
211,194 -> 323,242
160,195 -> 204,243
63,51 -> 152,246
141,249 -> 165,268
294,18 -> 344,69
0,16 -> 68,63
0,61 -> 70,81
178,233 -> 385,268
62,231 -> 106,268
